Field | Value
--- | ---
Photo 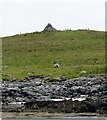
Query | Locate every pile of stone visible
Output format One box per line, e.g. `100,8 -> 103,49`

43,23 -> 56,32
2,76 -> 107,113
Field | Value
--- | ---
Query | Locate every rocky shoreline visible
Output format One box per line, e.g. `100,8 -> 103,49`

2,76 -> 107,114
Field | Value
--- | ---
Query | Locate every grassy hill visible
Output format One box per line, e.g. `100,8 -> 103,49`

2,30 -> 105,80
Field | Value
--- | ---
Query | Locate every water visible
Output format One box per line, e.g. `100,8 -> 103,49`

2,117 -> 107,120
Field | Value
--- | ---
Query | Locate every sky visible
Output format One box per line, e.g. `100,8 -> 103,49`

0,0 -> 106,37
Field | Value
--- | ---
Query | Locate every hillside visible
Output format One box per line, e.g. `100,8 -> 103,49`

2,30 -> 105,80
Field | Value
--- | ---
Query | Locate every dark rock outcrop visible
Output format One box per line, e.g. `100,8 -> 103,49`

2,76 -> 107,114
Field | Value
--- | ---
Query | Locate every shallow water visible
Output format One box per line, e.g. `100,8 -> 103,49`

2,117 -> 107,120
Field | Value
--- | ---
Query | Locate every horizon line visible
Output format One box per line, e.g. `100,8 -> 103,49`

1,28 -> 105,38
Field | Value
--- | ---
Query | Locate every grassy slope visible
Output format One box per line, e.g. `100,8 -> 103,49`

2,30 -> 105,80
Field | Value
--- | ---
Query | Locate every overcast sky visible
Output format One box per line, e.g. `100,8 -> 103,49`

0,0 -> 106,37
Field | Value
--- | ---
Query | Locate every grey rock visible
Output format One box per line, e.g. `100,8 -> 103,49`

2,76 -> 107,108
43,23 -> 56,32
60,75 -> 67,81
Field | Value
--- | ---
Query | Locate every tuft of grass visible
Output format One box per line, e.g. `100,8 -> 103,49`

2,30 -> 105,80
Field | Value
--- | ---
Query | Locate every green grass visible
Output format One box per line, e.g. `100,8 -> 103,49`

2,30 -> 105,80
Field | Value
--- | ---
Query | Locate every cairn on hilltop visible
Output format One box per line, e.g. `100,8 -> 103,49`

43,23 -> 57,32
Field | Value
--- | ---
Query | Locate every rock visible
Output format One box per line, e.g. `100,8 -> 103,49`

53,63 -> 59,68
2,76 -> 107,114
60,75 -> 67,81
15,97 -> 25,102
43,23 -> 56,32
44,76 -> 51,81
53,78 -> 61,82
90,85 -> 100,93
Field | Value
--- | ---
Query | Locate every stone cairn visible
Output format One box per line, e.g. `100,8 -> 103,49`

43,23 -> 56,32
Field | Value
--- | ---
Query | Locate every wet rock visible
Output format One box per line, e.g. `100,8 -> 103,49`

2,76 -> 107,114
